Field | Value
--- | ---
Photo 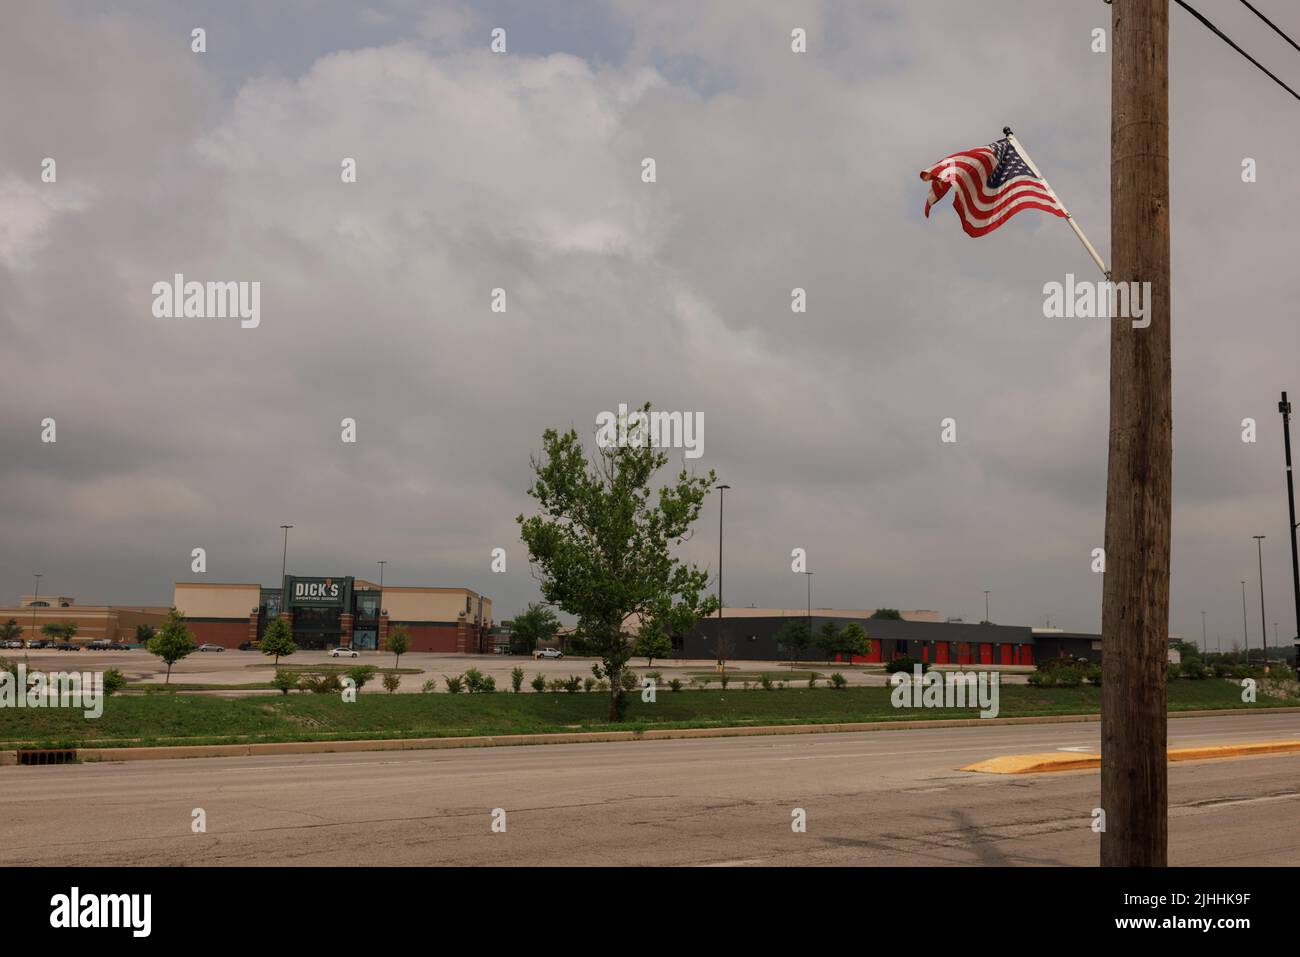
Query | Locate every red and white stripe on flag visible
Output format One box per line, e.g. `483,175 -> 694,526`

920,141 -> 1066,237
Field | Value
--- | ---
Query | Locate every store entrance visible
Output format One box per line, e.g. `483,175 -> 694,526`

293,606 -> 341,650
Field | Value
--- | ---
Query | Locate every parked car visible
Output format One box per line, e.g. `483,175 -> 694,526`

238,640 -> 261,651
197,643 -> 225,653
25,639 -> 51,649
54,642 -> 80,651
107,642 -> 131,651
0,639 -> 23,649
328,646 -> 359,658
534,647 -> 563,660
87,639 -> 112,650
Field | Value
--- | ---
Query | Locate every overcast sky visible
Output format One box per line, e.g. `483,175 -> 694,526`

3,1 -> 1299,649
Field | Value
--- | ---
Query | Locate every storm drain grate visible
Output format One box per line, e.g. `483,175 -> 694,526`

18,749 -> 77,766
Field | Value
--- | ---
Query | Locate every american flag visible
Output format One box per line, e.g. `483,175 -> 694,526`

920,137 -> 1066,237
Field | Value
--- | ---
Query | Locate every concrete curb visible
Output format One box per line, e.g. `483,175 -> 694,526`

961,738 -> 1300,774
5,704 -> 1295,765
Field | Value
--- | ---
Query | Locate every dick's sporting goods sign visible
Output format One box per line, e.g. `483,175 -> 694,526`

289,578 -> 345,606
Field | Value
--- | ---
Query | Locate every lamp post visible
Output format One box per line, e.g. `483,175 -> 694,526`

1241,580 -> 1249,666
1279,393 -> 1300,669
1254,535 -> 1267,668
715,484 -> 730,671
984,590 -> 990,624
280,525 -> 293,584
30,573 -> 41,653
715,485 -> 730,620
805,570 -> 813,650
1201,610 -> 1207,655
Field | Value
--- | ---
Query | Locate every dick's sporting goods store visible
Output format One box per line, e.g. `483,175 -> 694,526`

173,577 -> 493,652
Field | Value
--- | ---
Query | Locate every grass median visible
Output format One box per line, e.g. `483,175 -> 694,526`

0,679 -> 1292,751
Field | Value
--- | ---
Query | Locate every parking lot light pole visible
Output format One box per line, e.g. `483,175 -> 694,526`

280,525 -> 293,584
1241,581 -> 1249,666
29,573 -> 41,656
1254,535 -> 1267,667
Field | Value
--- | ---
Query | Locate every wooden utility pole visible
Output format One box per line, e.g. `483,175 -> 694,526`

1101,0 -> 1172,867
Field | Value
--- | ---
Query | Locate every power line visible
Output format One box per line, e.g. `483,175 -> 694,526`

1174,0 -> 1300,102
1236,0 -> 1300,56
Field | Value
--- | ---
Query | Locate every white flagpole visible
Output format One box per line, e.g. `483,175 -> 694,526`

1003,126 -> 1110,280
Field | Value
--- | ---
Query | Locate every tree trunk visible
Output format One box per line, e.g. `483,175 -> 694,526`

1101,0 -> 1171,867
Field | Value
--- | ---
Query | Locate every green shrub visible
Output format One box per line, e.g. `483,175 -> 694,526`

596,678 -> 610,692
382,673 -> 401,693
759,675 -> 774,691
562,675 -> 583,693
421,679 -> 437,693
646,671 -> 662,684
271,669 -> 297,695
1027,671 -> 1048,687
102,668 -> 127,696
583,676 -> 596,693
511,667 -> 525,693
807,675 -> 817,688
1055,667 -> 1083,688
1212,663 -> 1234,679
619,669 -> 639,692
301,672 -> 343,694
829,672 -> 847,690
444,674 -> 465,694
1166,663 -> 1182,681
346,665 -> 377,690
1181,658 -> 1207,680
531,673 -> 546,692
668,678 -> 682,692
1085,663 -> 1102,687
719,672 -> 730,689
885,656 -> 928,675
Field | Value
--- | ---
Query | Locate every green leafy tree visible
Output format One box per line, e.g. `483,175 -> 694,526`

385,623 -> 410,667
135,623 -> 156,645
0,619 -> 22,644
839,622 -> 871,662
43,622 -> 77,643
147,610 -> 196,684
633,622 -> 673,666
260,617 -> 297,666
517,403 -> 718,721
870,609 -> 902,620
817,621 -> 841,664
508,604 -> 560,655
775,619 -> 812,665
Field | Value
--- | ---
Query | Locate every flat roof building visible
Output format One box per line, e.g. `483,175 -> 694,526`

683,609 -> 1102,664
0,597 -> 170,645
173,576 -> 492,652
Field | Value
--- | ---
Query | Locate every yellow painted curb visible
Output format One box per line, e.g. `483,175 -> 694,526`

962,739 -> 1300,774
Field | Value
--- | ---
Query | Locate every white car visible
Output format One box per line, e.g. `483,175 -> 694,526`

197,643 -> 225,653
534,647 -> 563,659
329,646 -> 359,658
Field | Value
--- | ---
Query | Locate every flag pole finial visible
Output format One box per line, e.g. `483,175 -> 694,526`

1002,126 -> 1013,137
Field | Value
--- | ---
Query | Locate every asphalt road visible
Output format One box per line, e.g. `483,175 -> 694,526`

2,711 -> 1297,866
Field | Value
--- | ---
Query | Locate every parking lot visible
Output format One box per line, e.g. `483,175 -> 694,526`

0,647 -> 1032,693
